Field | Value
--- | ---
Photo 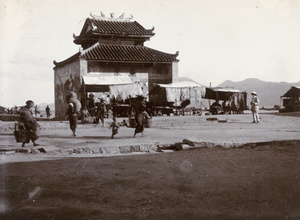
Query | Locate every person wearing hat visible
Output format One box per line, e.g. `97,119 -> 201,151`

95,97 -> 106,126
65,91 -> 82,136
66,102 -> 77,136
19,100 -> 40,147
250,92 -> 259,123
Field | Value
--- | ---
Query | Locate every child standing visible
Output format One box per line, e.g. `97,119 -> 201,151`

110,117 -> 119,138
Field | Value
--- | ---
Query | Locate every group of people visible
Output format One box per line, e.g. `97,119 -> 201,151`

16,91 -> 259,147
86,93 -> 110,126
210,95 -> 241,115
5,107 -> 19,115
64,92 -> 151,139
209,92 -> 259,118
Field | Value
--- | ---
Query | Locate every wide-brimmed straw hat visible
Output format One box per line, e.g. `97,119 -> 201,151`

251,92 -> 257,95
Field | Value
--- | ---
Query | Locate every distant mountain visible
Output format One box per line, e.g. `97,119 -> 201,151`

218,78 -> 300,107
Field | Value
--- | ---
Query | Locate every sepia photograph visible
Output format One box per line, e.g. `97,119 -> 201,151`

0,0 -> 300,219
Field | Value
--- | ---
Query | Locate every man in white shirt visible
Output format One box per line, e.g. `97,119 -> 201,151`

250,92 -> 259,123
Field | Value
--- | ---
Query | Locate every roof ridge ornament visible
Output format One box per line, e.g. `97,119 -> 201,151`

90,11 -> 134,22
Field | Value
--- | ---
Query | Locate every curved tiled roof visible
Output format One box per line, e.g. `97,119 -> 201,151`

89,19 -> 154,37
81,44 -> 179,62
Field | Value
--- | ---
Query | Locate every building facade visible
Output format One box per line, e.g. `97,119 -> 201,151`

281,86 -> 300,112
53,14 -> 179,119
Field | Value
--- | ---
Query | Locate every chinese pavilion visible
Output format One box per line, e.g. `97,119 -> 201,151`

53,13 -> 179,118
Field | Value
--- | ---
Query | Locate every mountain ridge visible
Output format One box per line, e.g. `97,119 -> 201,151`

217,78 -> 300,107
179,77 -> 300,107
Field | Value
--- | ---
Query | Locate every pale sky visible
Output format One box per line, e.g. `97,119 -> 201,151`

0,0 -> 299,107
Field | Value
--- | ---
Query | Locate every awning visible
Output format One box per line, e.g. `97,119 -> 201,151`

82,75 -> 134,85
205,87 -> 246,101
157,81 -> 205,88
149,81 -> 206,108
81,74 -> 143,100
207,87 -> 242,93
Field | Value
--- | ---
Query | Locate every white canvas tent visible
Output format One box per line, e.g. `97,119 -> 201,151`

150,81 -> 206,108
82,75 -> 143,101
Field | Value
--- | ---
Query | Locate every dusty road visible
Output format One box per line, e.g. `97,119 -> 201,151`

1,140 -> 300,220
0,111 -> 300,154
0,111 -> 300,219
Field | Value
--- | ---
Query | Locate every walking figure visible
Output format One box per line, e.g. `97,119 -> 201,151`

66,103 -> 77,136
19,100 -> 40,147
133,96 -> 151,137
66,91 -> 82,136
96,98 -> 106,126
110,117 -> 119,138
133,111 -> 151,137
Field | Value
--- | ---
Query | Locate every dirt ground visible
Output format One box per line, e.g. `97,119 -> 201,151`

0,112 -> 300,219
0,140 -> 299,220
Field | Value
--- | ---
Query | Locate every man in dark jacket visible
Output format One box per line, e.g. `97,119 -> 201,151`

66,91 -> 82,136
19,100 -> 40,147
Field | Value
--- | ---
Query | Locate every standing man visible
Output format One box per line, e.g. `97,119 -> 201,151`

66,103 -> 77,136
34,105 -> 40,117
66,91 -> 82,137
250,92 -> 259,123
87,93 -> 96,117
19,100 -> 40,147
96,98 -> 106,126
45,105 -> 51,118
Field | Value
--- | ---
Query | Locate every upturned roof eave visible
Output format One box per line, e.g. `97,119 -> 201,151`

73,18 -> 155,42
53,53 -> 179,68
53,52 -> 81,68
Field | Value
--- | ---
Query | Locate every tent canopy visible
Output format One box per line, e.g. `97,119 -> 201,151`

205,87 -> 246,101
149,81 -> 206,108
81,74 -> 143,100
82,75 -> 134,85
157,81 -> 206,88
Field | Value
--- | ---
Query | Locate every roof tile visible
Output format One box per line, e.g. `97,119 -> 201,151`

81,44 -> 178,62
90,19 -> 154,36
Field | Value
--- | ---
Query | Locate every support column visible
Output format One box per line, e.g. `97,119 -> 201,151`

172,61 -> 179,83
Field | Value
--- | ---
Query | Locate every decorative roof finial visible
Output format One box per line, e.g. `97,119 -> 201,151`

92,23 -> 97,30
90,12 -> 134,22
